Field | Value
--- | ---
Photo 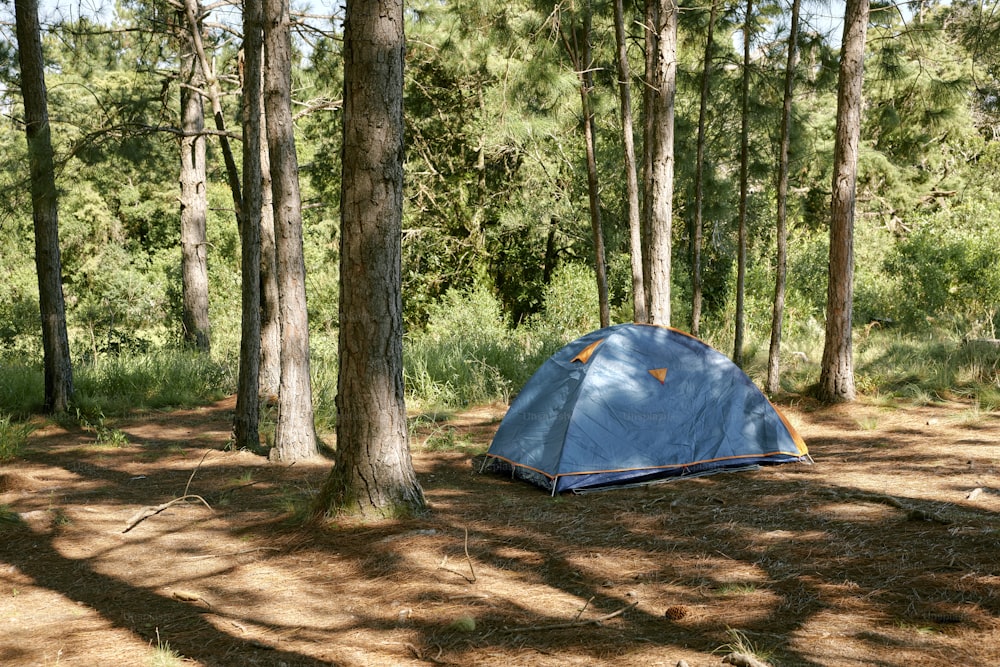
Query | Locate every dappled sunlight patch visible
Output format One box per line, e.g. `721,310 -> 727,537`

2,397 -> 1000,665
816,500 -> 901,522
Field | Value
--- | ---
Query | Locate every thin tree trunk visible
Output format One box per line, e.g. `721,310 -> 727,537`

15,0 -> 73,413
315,0 -> 426,518
543,216 -> 559,284
647,0 -> 678,326
691,0 -> 718,337
819,0 -> 869,402
182,0 -> 243,223
613,0 -> 646,324
233,0 -> 264,452
578,14 -> 610,328
258,56 -> 281,400
179,31 -> 211,352
641,0 -> 659,317
765,0 -> 801,395
264,0 -> 318,461
734,0 -> 753,367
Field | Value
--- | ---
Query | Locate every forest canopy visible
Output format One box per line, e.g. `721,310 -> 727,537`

0,0 -> 997,400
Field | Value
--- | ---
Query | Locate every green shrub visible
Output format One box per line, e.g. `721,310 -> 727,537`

404,285 -> 527,408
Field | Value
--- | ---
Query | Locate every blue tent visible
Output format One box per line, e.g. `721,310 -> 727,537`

484,323 -> 810,493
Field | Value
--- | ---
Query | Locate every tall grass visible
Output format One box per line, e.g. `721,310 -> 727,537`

0,350 -> 233,421
2,284 -> 996,429
73,350 -> 234,416
0,361 -> 46,416
0,413 -> 35,461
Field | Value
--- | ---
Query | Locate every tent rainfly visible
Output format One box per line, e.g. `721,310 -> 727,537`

482,323 -> 810,493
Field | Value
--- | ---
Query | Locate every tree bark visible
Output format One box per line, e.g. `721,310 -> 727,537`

646,0 -> 678,326
182,0 -> 243,224
818,0 -> 869,403
315,0 -> 426,519
264,0 -> 318,461
641,0 -> 659,319
233,0 -> 264,452
15,0 -> 74,413
613,0 -> 646,324
734,0 -> 753,367
258,103 -> 281,400
765,0 -> 801,395
690,0 -> 718,338
563,5 -> 609,329
178,26 -> 211,352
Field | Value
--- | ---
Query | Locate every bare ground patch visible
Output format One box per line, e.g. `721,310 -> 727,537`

1,397 -> 998,666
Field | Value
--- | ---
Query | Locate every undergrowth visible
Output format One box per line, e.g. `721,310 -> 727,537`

1,291 -> 997,422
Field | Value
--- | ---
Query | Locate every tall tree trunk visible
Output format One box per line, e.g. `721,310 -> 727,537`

15,0 -> 73,413
647,0 -> 678,326
315,0 -> 426,519
765,0 -> 801,395
258,104 -> 281,400
691,0 -> 718,337
264,0 -> 318,461
564,5 -> 610,329
613,0 -> 646,324
182,0 -> 243,224
819,0 -> 869,402
233,0 -> 264,452
641,0 -> 659,318
734,0 -> 753,367
178,30 -> 211,352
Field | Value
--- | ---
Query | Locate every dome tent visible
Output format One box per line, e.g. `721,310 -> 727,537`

482,323 -> 810,493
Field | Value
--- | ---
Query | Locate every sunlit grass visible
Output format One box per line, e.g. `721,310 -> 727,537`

73,350 -> 233,416
0,414 -> 34,461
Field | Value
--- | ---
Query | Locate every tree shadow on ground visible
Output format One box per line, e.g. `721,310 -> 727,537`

1,398 -> 998,666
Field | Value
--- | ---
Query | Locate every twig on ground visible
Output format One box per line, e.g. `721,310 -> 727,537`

505,600 -> 638,632
573,596 -> 594,622
122,495 -> 212,533
437,527 -> 477,583
183,450 -> 211,497
462,526 -> 477,583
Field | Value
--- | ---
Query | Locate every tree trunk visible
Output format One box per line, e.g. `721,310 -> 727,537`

646,0 -> 678,326
315,0 -> 426,519
613,0 -> 646,324
258,103 -> 281,400
178,28 -> 211,352
233,0 -> 264,452
264,0 -> 318,461
641,0 -> 659,319
733,0 -> 753,367
818,0 -> 869,403
566,5 -> 610,329
765,0 -> 801,395
15,0 -> 74,413
691,0 -> 718,337
182,0 -> 243,224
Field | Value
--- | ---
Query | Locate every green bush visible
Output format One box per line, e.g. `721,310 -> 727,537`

404,285 -> 527,407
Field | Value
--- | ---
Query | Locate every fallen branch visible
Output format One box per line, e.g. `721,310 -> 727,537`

122,495 -> 212,533
505,601 -> 638,632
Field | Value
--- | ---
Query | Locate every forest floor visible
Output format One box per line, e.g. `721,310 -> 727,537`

0,395 -> 998,666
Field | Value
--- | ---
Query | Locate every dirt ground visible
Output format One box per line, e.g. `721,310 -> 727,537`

0,395 -> 998,667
